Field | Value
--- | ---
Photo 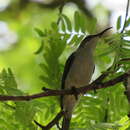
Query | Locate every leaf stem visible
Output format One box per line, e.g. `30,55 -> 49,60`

121,0 -> 130,33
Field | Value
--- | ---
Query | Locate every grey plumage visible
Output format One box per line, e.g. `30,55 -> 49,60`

61,27 -> 112,130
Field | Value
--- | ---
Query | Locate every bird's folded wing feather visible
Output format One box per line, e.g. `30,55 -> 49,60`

60,52 -> 75,108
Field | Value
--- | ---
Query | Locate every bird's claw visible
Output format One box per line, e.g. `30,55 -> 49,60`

71,86 -> 79,100
93,81 -> 104,93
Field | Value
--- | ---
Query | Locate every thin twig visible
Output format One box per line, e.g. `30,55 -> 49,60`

121,0 -> 130,33
56,122 -> 62,130
34,111 -> 64,130
120,58 -> 130,62
34,120 -> 44,129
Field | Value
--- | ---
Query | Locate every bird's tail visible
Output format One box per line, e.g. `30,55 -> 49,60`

62,115 -> 71,130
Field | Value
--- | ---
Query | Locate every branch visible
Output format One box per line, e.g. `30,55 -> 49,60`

34,0 -> 94,19
0,73 -> 129,101
123,71 -> 130,118
121,0 -> 130,33
124,72 -> 130,103
34,111 -> 64,130
120,58 -> 130,62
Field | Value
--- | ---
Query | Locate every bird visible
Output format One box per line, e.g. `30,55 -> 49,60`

60,27 -> 112,130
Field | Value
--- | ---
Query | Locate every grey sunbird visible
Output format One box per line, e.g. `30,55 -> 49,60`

61,27 -> 112,130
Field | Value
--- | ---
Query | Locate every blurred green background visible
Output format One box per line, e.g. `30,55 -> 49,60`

0,0 -> 61,93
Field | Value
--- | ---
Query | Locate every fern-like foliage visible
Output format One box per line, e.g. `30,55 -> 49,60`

0,11 -> 129,130
34,11 -> 130,130
0,69 -> 38,129
34,11 -> 98,128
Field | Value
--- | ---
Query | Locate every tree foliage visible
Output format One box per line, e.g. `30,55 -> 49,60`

0,4 -> 130,130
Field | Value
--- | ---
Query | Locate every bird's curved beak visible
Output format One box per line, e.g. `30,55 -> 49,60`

94,27 -> 112,37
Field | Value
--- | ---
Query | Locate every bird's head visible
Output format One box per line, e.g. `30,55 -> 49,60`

79,27 -> 112,49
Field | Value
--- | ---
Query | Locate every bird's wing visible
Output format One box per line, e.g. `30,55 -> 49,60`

61,52 -> 75,89
93,65 -> 95,74
60,52 -> 75,109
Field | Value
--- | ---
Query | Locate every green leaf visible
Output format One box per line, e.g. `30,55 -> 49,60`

116,16 -> 122,30
51,22 -> 58,32
7,68 -> 17,89
85,17 -> 97,33
60,18 -> 66,32
69,35 -> 78,45
62,14 -> 72,31
15,101 -> 36,126
118,116 -> 130,130
125,30 -> 130,35
0,69 -> 23,95
75,35 -> 84,45
74,11 -> 80,32
34,40 -> 44,54
125,18 -> 130,28
97,46 -> 116,57
34,28 -> 46,37
79,14 -> 86,33
94,122 -> 121,129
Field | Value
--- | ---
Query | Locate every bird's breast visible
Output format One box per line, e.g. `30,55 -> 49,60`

65,51 -> 94,88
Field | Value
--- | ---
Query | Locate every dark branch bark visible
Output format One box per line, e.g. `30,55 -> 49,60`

34,111 -> 64,130
0,73 -> 129,101
34,0 -> 94,19
121,0 -> 130,33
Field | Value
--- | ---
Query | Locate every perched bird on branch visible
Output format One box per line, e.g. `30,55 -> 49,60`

61,27 -> 112,130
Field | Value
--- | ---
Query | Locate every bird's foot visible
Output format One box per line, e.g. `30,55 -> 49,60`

93,81 -> 104,93
71,86 -> 79,100
42,87 -> 52,91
